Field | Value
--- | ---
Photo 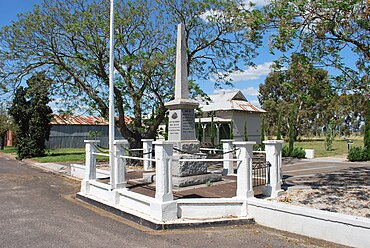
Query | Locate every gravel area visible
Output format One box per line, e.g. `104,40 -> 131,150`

275,166 -> 370,218
275,186 -> 370,218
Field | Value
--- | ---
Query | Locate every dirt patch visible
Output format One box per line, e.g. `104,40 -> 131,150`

277,166 -> 370,218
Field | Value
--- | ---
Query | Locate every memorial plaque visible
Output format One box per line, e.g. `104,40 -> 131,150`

168,109 -> 196,141
181,109 -> 196,140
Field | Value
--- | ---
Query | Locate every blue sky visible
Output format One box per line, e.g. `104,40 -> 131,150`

0,0 -> 357,111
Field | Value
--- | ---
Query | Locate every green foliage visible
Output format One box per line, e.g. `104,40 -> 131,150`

0,104 -> 12,150
347,146 -> 369,162
0,0 -> 265,148
244,120 -> 248,141
260,116 -> 265,150
210,112 -> 215,146
288,106 -> 295,155
206,180 -> 213,187
265,0 -> 369,94
282,145 -> 306,158
8,73 -> 52,159
364,99 -> 370,157
88,130 -> 103,140
276,112 -> 282,140
259,54 -> 335,138
325,118 -> 335,151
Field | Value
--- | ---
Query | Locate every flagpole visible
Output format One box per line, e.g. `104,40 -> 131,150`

109,0 -> 115,188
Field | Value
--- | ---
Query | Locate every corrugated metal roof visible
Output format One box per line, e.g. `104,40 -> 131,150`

199,90 -> 266,113
51,114 -> 132,125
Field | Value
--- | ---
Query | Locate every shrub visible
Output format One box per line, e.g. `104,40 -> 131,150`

282,145 -> 306,158
291,146 -> 306,158
348,147 -> 369,162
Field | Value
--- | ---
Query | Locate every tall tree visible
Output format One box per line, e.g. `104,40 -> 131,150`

260,115 -> 265,150
259,54 -> 334,137
9,73 -> 52,159
288,106 -> 295,155
0,0 -> 265,148
288,105 -> 296,155
243,120 -> 248,141
265,0 -> 369,94
364,99 -> 370,158
0,104 -> 12,150
276,111 -> 282,140
210,112 -> 215,146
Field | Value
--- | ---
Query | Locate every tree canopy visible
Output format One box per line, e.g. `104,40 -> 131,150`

0,104 -> 12,150
0,0 -> 265,147
9,72 -> 52,159
259,54 -> 333,138
264,0 -> 369,94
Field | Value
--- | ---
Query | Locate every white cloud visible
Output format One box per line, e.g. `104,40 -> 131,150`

242,87 -> 259,96
200,0 -> 270,21
242,0 -> 270,8
219,61 -> 273,82
250,99 -> 261,107
199,10 -> 224,22
213,86 -> 259,97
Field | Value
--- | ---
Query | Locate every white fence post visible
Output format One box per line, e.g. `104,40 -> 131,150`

142,139 -> 153,171
112,140 -> 128,189
222,139 -> 234,175
150,141 -> 177,221
263,140 -> 284,197
234,141 -> 256,199
81,140 -> 99,194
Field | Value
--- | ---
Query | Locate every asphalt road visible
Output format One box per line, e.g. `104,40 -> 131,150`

0,155 -> 344,248
282,157 -> 370,186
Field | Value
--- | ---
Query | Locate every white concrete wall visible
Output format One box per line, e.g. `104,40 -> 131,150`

247,198 -> 370,248
177,198 -> 246,219
71,164 -> 110,179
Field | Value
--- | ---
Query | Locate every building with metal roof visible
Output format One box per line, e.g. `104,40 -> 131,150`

197,90 -> 265,144
46,114 -> 131,149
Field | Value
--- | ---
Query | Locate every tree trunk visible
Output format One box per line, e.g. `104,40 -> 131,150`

0,132 -> 5,150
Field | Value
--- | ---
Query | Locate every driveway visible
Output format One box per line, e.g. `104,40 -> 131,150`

0,154 -> 345,248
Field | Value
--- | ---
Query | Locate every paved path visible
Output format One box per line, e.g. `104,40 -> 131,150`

282,157 -> 370,186
0,154 -> 344,248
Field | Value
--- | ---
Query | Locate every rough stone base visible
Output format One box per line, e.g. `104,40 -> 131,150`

172,173 -> 222,187
172,154 -> 207,177
172,140 -> 200,154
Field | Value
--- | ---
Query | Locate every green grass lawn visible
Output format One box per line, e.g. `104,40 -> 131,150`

0,137 -> 365,162
0,146 -> 109,163
295,137 -> 364,157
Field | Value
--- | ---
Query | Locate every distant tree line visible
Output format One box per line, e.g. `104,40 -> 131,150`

259,54 -> 367,140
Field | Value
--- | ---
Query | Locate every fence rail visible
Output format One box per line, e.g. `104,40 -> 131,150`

179,158 -> 242,162
92,152 -> 110,157
120,155 -> 156,162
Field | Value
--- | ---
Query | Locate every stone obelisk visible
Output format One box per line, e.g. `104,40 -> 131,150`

165,23 -> 199,152
165,24 -> 221,187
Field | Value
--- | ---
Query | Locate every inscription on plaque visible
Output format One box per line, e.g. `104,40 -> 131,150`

182,109 -> 195,136
168,109 -> 196,140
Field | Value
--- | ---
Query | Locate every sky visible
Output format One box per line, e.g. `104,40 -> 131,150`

0,0 -> 357,112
